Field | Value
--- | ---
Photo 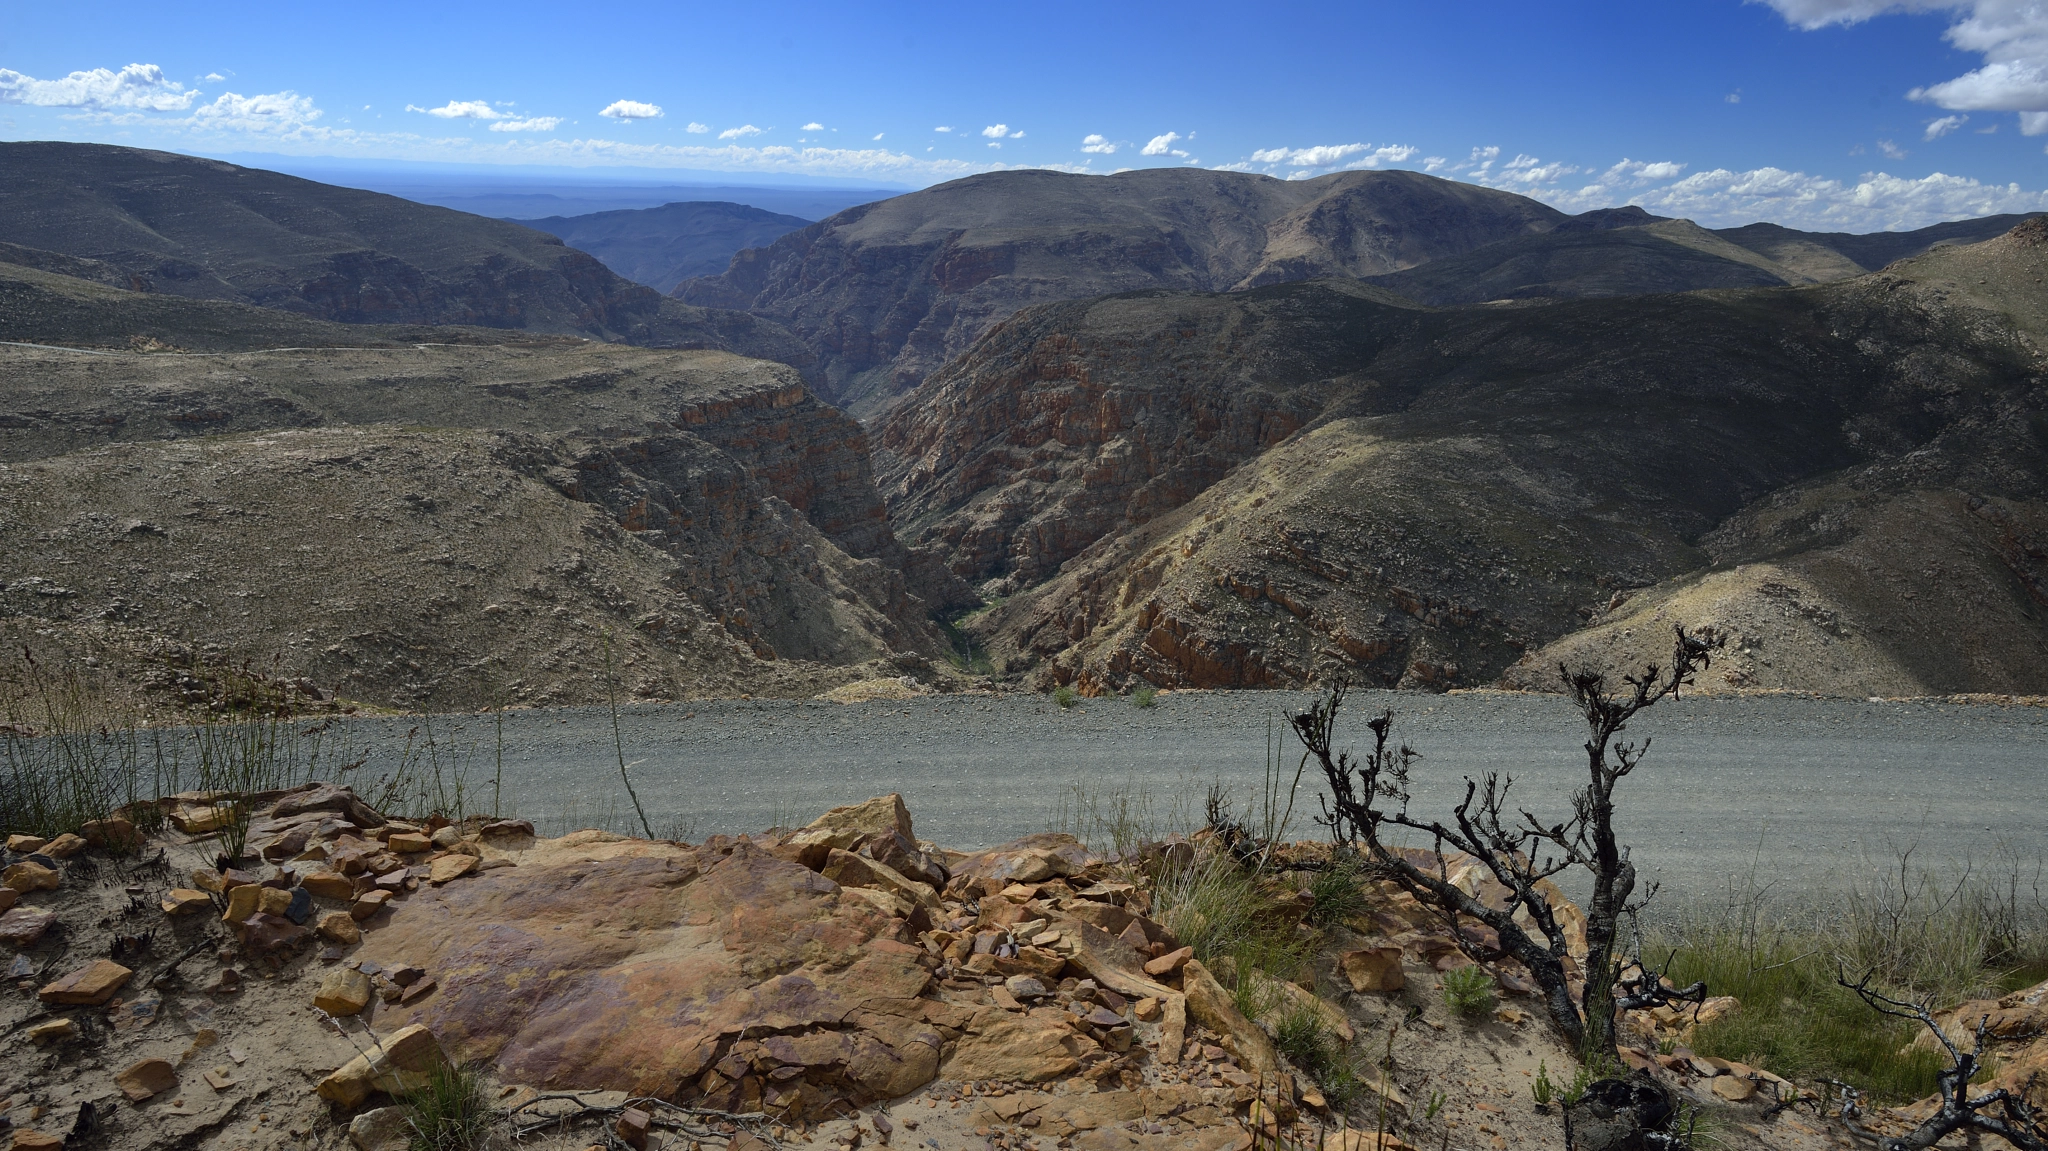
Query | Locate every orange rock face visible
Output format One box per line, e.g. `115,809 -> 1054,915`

356,835 -> 940,1114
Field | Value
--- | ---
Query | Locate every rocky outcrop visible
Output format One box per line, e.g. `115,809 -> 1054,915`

678,168 -> 1568,417
906,224 -> 2048,695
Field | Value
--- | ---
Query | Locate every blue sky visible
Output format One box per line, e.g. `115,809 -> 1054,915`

3,0 -> 2047,229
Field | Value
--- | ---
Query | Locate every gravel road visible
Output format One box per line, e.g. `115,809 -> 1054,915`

330,689 -> 2048,908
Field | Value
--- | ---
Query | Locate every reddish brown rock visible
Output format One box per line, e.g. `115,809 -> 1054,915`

38,833 -> 85,859
1341,947 -> 1406,993
352,835 -> 939,1109
0,906 -> 57,946
39,958 -> 132,1005
80,817 -> 139,850
115,1057 -> 177,1101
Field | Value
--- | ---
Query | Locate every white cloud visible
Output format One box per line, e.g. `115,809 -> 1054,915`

1759,1 -> 2048,132
1727,90 -> 1743,103
1880,138 -> 1911,158
934,125 -> 953,133
988,142 -> 1001,149
203,72 -> 226,83
0,63 -> 196,111
188,90 -> 322,134
599,100 -> 663,120
873,132 -> 884,140
1081,133 -> 1117,154
489,116 -> 561,133
802,121 -> 824,131
1605,158 -> 1688,182
718,123 -> 762,139
685,121 -> 709,133
412,100 -> 502,120
1141,131 -> 1185,157
981,123 -> 1009,138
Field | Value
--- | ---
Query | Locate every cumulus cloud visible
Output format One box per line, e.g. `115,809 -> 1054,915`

1081,134 -> 1117,154
0,63 -> 196,111
934,125 -> 953,133
873,132 -> 884,140
1141,131 -> 1185,157
411,100 -> 501,120
599,100 -> 663,120
802,121 -> 824,131
489,116 -> 561,133
1880,138 -> 1911,158
718,123 -> 762,139
188,90 -> 322,133
1759,1 -> 2048,132
203,72 -> 226,83
981,123 -> 1008,138
686,121 -> 709,133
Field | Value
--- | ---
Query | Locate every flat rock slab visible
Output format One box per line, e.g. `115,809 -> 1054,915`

356,834 -> 939,1109
40,958 -> 131,1005
0,906 -> 58,947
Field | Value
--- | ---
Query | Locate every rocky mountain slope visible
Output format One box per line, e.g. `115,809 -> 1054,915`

0,142 -> 808,365
0,275 -> 956,709
676,167 -> 1576,417
518,200 -> 814,293
880,221 -> 2048,697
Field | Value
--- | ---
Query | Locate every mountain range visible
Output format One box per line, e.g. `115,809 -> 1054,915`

2,141 -> 2044,706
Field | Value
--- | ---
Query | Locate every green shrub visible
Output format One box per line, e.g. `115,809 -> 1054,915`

1052,684 -> 1078,709
1131,685 -> 1158,708
1304,856 -> 1371,928
1153,853 -> 1312,1013
1440,964 -> 1496,1018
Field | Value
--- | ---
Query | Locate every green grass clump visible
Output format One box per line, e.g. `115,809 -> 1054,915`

1131,685 -> 1158,709
1440,964 -> 1497,1018
1273,1004 -> 1363,1110
403,1062 -> 491,1151
1153,853 -> 1314,1015
1052,684 -> 1079,709
1304,856 -> 1371,928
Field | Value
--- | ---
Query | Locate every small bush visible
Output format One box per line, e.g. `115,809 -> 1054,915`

1154,853 -> 1313,1010
403,1062 -> 491,1151
1273,1004 -> 1362,1111
1441,964 -> 1496,1018
1131,685 -> 1158,709
1052,684 -> 1078,709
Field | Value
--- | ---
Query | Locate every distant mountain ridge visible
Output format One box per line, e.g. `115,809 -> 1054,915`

517,201 -> 813,294
0,141 -> 809,368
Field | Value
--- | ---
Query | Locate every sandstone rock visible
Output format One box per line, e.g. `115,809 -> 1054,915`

10,1131 -> 65,1151
302,870 -> 354,899
79,817 -> 138,850
317,1023 -> 450,1108
27,1017 -> 76,1043
189,867 -> 225,893
943,1012 -> 1082,1082
1006,975 -> 1050,999
236,912 -> 311,957
170,803 -> 232,834
116,1057 -> 177,1101
788,793 -> 916,852
258,886 -> 294,916
822,848 -> 938,911
220,883 -> 262,923
1144,946 -> 1193,976
950,834 -> 1093,885
428,854 -> 479,884
387,832 -> 432,854
0,887 -> 15,912
315,967 -> 374,1016
1341,947 -> 1406,992
480,819 -> 535,839
272,783 -> 384,829
1711,1075 -> 1755,1102
161,889 -> 213,915
39,958 -> 131,1005
2,862 -> 59,892
616,1107 -> 652,1150
0,907 -> 57,947
430,826 -> 465,850
351,889 -> 393,920
318,911 -> 363,945
1181,959 -> 1280,1077
347,1106 -> 412,1151
38,833 -> 85,859
6,834 -> 46,853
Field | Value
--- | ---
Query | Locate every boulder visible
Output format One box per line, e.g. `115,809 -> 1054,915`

387,832 -> 432,854
942,1010 -> 1083,1082
0,886 -> 15,911
272,783 -> 385,829
220,883 -> 263,923
0,907 -> 57,947
2,861 -> 59,893
318,911 -> 362,945
169,803 -> 232,834
821,848 -> 939,911
236,912 -> 310,957
79,817 -> 139,850
949,834 -> 1094,885
39,833 -> 86,859
317,1023 -> 449,1108
315,967 -> 374,1016
4,834 -> 45,852
429,854 -> 480,884
160,889 -> 213,915
39,958 -> 131,1005
787,794 -> 915,852
348,836 -> 938,1111
347,1106 -> 412,1151
1341,947 -> 1405,992
302,870 -> 356,899
1181,959 -> 1280,1077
